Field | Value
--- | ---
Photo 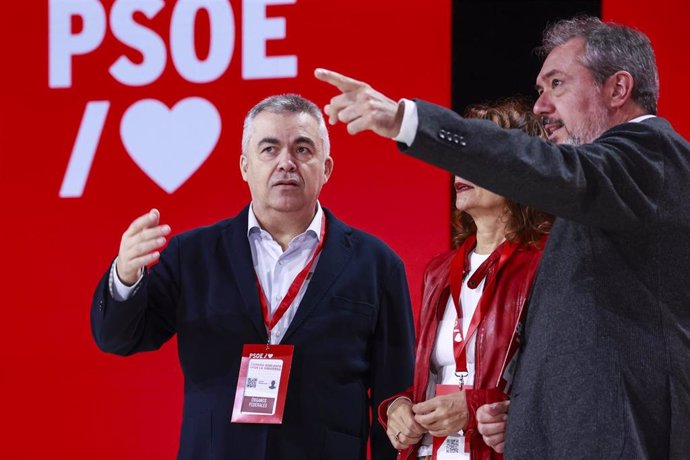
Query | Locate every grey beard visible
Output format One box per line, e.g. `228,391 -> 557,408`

563,120 -> 607,146
563,133 -> 585,146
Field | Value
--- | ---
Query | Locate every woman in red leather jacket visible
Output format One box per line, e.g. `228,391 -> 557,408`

379,99 -> 553,460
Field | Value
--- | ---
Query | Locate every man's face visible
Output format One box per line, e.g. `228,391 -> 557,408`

534,37 -> 611,145
240,111 -> 333,218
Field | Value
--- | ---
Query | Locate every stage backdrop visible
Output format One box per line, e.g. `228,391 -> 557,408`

0,0 -> 450,458
603,0 -> 690,138
1,0 -> 689,458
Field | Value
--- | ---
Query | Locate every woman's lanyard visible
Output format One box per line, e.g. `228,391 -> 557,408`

448,236 -> 518,388
255,214 -> 327,346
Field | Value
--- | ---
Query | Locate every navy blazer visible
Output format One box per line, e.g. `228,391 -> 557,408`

403,101 -> 690,459
92,206 -> 415,460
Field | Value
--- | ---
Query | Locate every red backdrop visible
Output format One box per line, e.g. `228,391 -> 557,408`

603,0 -> 690,138
1,0 -> 689,458
0,1 -> 450,458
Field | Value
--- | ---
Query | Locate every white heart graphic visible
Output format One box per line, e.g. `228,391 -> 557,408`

267,354 -> 273,359
120,97 -> 221,193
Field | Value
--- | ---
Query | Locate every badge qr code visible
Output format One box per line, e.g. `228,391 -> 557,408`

445,437 -> 460,454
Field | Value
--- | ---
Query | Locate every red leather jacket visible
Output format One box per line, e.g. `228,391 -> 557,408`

378,235 -> 544,459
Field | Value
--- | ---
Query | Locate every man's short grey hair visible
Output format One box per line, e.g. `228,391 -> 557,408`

538,16 -> 659,114
241,93 -> 331,157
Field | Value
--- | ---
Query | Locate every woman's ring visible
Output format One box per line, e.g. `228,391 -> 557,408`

395,431 -> 401,442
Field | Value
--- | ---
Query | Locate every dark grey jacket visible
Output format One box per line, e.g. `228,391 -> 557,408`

402,100 -> 690,459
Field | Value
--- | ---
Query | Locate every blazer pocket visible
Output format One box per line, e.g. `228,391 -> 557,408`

331,295 -> 376,317
320,429 -> 362,460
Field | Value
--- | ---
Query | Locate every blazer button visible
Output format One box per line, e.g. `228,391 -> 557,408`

98,299 -> 104,311
468,280 -> 477,288
438,131 -> 446,140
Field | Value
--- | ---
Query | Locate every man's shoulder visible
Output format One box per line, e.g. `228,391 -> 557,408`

349,226 -> 400,256
642,117 -> 690,146
324,209 -> 402,261
606,116 -> 673,138
602,116 -> 689,152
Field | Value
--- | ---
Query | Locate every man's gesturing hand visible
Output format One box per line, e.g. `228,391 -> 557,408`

314,68 -> 404,139
116,209 -> 171,286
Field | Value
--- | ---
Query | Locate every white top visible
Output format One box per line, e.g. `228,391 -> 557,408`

418,250 -> 489,458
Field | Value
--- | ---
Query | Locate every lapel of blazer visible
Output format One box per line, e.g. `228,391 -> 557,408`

222,205 -> 268,342
282,208 -> 353,342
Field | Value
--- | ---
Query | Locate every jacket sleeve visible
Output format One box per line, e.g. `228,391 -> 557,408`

401,100 -> 665,231
90,237 -> 181,356
377,389 -> 414,432
370,259 -> 416,460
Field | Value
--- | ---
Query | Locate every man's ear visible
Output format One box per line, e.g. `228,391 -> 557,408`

239,154 -> 249,182
323,156 -> 334,183
606,70 -> 635,109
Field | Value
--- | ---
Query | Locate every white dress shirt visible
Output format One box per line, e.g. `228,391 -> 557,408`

394,98 -> 419,146
247,204 -> 323,344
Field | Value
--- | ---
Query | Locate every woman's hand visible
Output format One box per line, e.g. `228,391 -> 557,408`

386,398 -> 427,450
412,391 -> 469,437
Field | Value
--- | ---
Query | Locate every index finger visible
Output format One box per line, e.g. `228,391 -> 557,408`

125,208 -> 160,236
314,68 -> 367,92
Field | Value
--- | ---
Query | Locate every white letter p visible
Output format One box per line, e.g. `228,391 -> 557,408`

49,0 -> 106,88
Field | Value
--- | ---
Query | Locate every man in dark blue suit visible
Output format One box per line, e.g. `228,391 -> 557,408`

91,94 -> 415,460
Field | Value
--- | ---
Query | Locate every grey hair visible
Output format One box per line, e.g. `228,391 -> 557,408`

241,93 -> 331,156
538,16 -> 659,114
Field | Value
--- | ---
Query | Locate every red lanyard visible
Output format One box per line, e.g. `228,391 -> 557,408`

448,236 -> 518,387
256,213 -> 327,336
